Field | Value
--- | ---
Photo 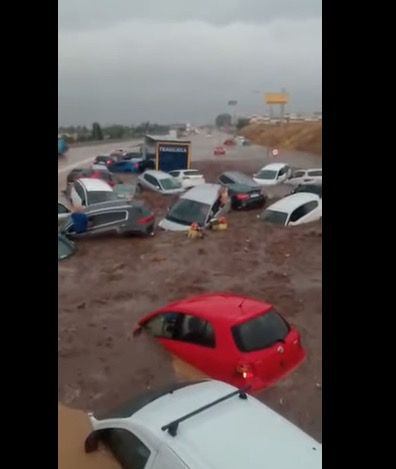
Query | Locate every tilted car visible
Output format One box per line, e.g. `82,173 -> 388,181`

85,380 -> 321,469
253,163 -> 292,186
138,170 -> 184,194
260,193 -> 322,226
168,169 -> 206,189
133,293 -> 305,391
158,184 -> 230,231
66,178 -> 118,208
61,200 -> 155,238
218,171 -> 266,210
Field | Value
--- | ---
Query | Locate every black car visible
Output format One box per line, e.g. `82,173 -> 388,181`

218,171 -> 266,210
93,155 -> 118,168
61,200 -> 155,238
290,183 -> 322,198
137,158 -> 156,173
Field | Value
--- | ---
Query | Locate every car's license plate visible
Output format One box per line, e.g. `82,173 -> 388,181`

250,193 -> 259,198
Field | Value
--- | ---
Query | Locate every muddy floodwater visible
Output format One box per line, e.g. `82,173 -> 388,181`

59,157 -> 322,441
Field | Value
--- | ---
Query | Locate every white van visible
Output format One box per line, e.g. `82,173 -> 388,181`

159,183 -> 230,231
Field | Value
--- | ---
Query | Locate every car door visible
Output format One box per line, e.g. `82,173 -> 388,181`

86,210 -> 128,235
143,174 -> 161,192
141,312 -> 220,380
70,181 -> 86,207
288,170 -> 306,186
58,202 -> 71,224
277,166 -> 290,183
306,169 -> 322,183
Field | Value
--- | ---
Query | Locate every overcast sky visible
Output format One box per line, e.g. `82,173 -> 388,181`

58,0 -> 322,126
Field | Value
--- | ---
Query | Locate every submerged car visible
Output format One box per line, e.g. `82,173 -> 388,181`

260,193 -> 322,226
253,163 -> 292,186
62,200 -> 155,238
168,169 -> 206,189
133,293 -> 305,391
91,155 -> 118,171
66,178 -> 118,208
138,170 -> 184,194
218,171 -> 266,210
58,234 -> 76,261
214,146 -> 226,156
159,183 -> 230,231
85,380 -> 321,469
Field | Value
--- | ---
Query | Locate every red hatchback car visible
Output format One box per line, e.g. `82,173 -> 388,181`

133,293 -> 305,392
214,146 -> 226,156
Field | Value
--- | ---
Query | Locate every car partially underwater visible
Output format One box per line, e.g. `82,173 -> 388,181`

61,200 -> 155,238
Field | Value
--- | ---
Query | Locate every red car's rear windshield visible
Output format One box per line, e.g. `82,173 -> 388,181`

232,310 -> 290,352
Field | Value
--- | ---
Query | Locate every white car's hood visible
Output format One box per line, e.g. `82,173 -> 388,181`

161,187 -> 185,195
159,217 -> 192,231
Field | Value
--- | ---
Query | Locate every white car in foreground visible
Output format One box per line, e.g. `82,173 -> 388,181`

260,192 -> 322,226
67,178 -> 118,208
253,162 -> 292,186
287,168 -> 322,186
85,380 -> 322,469
168,169 -> 206,189
138,170 -> 185,195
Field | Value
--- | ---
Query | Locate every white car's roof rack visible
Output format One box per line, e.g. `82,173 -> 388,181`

161,386 -> 250,437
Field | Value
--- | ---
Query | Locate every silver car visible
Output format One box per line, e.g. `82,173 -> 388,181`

137,170 -> 184,195
159,183 -> 230,231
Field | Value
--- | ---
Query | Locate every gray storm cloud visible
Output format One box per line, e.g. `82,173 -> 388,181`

58,1 -> 322,126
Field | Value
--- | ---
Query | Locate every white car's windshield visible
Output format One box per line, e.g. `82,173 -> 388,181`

261,209 -> 288,226
256,169 -> 277,180
160,178 -> 181,191
167,199 -> 210,226
87,191 -> 117,205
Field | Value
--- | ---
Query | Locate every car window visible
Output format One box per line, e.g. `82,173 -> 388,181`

219,175 -> 233,184
144,174 -> 160,187
308,170 -> 322,177
160,178 -> 181,190
256,169 -> 277,180
278,167 -> 287,176
144,313 -> 216,347
169,171 -> 180,177
232,310 -> 290,352
167,199 -> 210,226
87,191 -> 117,205
184,170 -> 201,176
289,201 -> 319,222
261,209 -> 288,226
293,170 -> 306,178
88,211 -> 127,227
74,182 -> 86,205
100,428 -> 151,469
58,203 -> 70,214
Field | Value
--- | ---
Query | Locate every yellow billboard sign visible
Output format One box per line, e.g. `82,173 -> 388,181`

265,93 -> 289,105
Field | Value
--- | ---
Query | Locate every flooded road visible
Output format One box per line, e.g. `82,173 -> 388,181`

58,156 -> 322,441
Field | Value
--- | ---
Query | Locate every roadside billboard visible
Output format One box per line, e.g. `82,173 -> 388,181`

265,93 -> 289,105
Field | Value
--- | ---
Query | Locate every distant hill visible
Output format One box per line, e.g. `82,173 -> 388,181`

241,122 -> 322,155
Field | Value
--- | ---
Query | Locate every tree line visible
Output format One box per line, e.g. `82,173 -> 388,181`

59,122 -> 171,143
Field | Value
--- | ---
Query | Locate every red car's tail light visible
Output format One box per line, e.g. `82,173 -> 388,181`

236,363 -> 254,379
138,215 -> 155,225
107,159 -> 112,165
236,193 -> 249,201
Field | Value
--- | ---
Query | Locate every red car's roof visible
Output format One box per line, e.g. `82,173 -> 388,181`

158,293 -> 273,326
